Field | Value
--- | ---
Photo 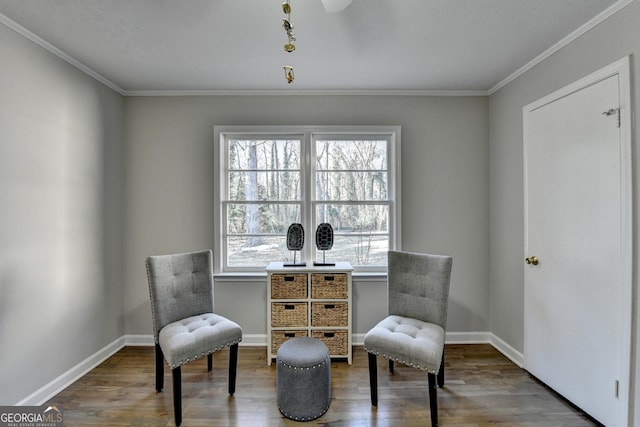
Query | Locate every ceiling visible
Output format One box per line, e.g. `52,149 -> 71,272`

0,0 -> 628,95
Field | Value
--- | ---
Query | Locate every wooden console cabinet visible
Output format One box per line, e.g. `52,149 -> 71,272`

266,262 -> 353,365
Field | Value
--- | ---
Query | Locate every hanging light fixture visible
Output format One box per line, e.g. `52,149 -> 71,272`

282,1 -> 295,83
282,1 -> 296,53
283,66 -> 295,84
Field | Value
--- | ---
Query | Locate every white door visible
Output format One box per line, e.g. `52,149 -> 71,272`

524,60 -> 632,426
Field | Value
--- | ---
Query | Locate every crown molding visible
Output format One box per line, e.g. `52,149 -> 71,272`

0,13 -> 126,95
488,0 -> 634,95
123,89 -> 488,97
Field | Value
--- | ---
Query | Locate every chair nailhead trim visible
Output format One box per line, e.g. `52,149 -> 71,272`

363,347 -> 438,374
169,338 -> 242,369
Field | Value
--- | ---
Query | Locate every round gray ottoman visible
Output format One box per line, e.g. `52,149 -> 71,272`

276,337 -> 331,421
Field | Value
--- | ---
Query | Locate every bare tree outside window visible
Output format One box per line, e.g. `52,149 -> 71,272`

315,138 -> 389,266
245,140 -> 263,247
226,138 -> 302,265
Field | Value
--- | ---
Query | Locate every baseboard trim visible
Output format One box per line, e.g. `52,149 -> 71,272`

236,334 -> 266,346
123,332 -> 524,365
358,331 -> 523,366
124,334 -> 154,346
489,333 -> 524,367
16,336 -> 125,405
18,331 -> 524,405
446,331 -> 492,344
124,333 -> 267,347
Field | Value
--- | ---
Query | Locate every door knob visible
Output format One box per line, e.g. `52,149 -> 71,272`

525,256 -> 539,265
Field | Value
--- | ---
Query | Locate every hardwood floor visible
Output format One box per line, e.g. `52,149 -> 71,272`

46,344 -> 599,426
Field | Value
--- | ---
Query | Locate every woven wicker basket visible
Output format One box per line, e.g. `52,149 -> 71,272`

312,330 -> 348,355
271,302 -> 308,327
310,273 -> 347,299
272,330 -> 308,354
271,274 -> 307,299
311,302 -> 348,327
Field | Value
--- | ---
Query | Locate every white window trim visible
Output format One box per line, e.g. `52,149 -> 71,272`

213,125 -> 401,274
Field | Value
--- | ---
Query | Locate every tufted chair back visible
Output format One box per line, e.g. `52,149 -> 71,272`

146,250 -> 214,344
387,250 -> 452,329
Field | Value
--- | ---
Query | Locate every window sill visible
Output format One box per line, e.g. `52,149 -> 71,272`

214,271 -> 387,282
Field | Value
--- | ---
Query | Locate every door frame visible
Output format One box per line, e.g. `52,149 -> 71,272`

522,56 -> 632,424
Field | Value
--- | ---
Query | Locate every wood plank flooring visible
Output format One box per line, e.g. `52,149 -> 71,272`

46,344 -> 600,426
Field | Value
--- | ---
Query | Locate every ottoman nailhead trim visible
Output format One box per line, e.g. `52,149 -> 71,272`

278,403 -> 330,422
278,356 -> 329,370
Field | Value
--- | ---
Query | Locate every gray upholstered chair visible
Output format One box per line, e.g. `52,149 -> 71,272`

146,250 -> 242,426
363,250 -> 452,427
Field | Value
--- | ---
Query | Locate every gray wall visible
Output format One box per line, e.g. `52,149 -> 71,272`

0,24 -> 125,404
2,0 -> 637,410
122,95 -> 490,338
488,0 -> 640,420
3,0 -> 637,411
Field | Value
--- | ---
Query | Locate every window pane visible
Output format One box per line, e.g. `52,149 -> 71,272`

315,204 -> 389,266
228,139 -> 300,170
315,139 -> 387,171
227,236 -> 287,267
315,234 -> 388,266
229,171 -> 301,201
316,204 -> 389,233
316,171 -> 388,201
227,203 -> 301,234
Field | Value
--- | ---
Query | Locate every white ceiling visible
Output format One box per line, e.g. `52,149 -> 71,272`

0,0 -> 629,95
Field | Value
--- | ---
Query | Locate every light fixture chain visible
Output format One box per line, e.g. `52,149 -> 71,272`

281,1 -> 295,84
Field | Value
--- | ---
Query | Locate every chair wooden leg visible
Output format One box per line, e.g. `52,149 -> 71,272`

367,352 -> 378,406
228,343 -> 238,396
428,372 -> 438,427
437,353 -> 445,388
389,359 -> 394,373
155,344 -> 164,392
207,353 -> 213,371
172,367 -> 182,426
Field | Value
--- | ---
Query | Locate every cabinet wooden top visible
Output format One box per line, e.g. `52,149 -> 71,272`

266,262 -> 353,273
